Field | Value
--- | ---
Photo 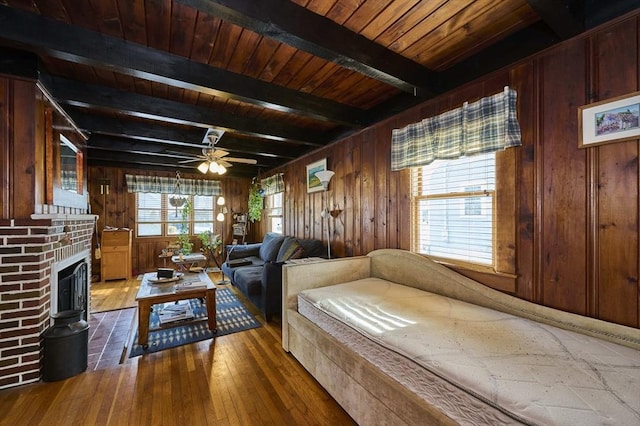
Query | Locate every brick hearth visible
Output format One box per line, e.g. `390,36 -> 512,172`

0,213 -> 95,389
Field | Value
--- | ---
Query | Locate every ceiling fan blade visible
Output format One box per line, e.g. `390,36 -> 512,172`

213,149 -> 229,157
225,157 -> 258,164
218,160 -> 232,168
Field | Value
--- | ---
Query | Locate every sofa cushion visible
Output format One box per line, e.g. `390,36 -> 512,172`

233,266 -> 263,296
276,237 -> 301,262
259,233 -> 286,261
298,238 -> 325,258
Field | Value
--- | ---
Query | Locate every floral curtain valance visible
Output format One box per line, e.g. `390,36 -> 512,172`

260,173 -> 284,195
391,86 -> 522,171
125,174 -> 221,195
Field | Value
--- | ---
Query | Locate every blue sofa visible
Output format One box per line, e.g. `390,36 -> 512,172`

221,233 -> 326,321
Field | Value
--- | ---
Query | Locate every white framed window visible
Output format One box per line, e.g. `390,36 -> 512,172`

411,152 -> 495,266
136,193 -> 217,237
265,192 -> 283,234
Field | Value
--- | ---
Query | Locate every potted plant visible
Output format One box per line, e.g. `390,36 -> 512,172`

176,233 -> 193,254
198,230 -> 222,256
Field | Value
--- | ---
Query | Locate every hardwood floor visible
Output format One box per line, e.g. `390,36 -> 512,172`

0,274 -> 356,425
90,276 -> 140,312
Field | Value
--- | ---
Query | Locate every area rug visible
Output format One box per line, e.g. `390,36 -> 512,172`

128,287 -> 261,357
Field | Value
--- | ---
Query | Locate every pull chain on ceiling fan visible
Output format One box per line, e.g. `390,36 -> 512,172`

179,129 -> 257,175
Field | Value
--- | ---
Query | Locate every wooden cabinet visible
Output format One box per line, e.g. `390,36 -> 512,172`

101,229 -> 132,281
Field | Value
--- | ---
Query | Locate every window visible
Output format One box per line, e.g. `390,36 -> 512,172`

411,152 -> 495,266
265,192 -> 283,234
136,193 -> 217,237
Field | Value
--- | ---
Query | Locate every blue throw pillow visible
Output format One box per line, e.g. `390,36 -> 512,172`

259,233 -> 286,262
276,237 -> 301,262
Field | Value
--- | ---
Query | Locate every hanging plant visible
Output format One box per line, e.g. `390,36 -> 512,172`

248,181 -> 263,223
176,198 -> 193,254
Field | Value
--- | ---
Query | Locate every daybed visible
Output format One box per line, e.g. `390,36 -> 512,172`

221,232 -> 325,321
282,249 -> 640,425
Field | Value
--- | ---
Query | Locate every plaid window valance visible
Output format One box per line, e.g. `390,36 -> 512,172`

260,173 -> 284,195
391,86 -> 521,171
125,174 -> 221,195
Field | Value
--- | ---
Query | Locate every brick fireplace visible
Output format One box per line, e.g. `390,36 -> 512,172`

0,212 -> 96,389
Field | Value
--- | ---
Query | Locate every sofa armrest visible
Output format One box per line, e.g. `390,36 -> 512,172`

282,256 -> 370,351
261,261 -> 285,322
227,243 -> 261,260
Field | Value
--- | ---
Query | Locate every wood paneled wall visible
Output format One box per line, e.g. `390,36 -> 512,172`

255,13 -> 640,328
88,166 -> 252,276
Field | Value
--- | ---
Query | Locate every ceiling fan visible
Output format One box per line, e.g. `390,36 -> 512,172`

179,129 -> 257,175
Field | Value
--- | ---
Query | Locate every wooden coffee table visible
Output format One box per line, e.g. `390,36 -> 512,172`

135,271 -> 216,349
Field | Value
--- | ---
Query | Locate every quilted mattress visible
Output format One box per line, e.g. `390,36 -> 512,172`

297,277 -> 640,426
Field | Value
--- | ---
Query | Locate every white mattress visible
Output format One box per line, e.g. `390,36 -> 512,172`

297,278 -> 640,426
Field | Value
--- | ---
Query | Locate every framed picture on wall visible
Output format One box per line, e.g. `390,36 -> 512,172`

306,158 -> 327,193
579,91 -> 640,148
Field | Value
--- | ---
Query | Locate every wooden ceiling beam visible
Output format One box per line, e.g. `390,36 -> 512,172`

0,5 -> 365,127
523,0 -> 584,39
88,135 -> 284,169
41,75 -> 326,146
87,157 -> 257,177
87,133 -> 296,161
70,112 -> 204,145
585,0 -> 640,28
176,0 -> 442,97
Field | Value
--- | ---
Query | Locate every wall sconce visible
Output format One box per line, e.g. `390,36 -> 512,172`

329,203 -> 343,218
97,178 -> 110,195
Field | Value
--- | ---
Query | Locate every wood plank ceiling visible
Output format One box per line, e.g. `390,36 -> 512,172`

0,0 -> 636,177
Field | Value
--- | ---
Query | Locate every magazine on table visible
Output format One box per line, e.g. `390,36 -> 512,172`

174,280 -> 208,293
158,300 -> 194,324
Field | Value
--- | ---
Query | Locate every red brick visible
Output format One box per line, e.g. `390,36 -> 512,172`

0,247 -> 22,255
3,291 -> 40,301
0,339 -> 19,349
0,375 -> 19,387
22,299 -> 39,308
0,327 -> 38,339
2,272 -> 42,283
7,236 -> 51,245
4,344 -> 39,357
0,357 -> 17,368
0,282 -> 20,291
0,301 -> 20,311
23,353 -> 40,363
0,361 -> 40,377
0,320 -> 20,328
2,256 -> 40,265
22,336 -> 40,345
12,219 -> 53,226
22,370 -> 40,381
30,227 -> 55,235
21,318 -> 40,328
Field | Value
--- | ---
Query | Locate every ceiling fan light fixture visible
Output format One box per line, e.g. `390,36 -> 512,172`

209,161 -> 219,174
217,165 -> 227,175
197,161 -> 209,174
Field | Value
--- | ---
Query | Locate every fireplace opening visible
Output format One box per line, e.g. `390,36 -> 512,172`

57,260 -> 88,320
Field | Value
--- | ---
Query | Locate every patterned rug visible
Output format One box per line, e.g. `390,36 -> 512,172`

128,287 -> 261,357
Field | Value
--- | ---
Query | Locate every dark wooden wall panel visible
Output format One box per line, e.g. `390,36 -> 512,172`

511,62 -> 537,302
592,17 -> 639,327
539,38 -> 589,315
